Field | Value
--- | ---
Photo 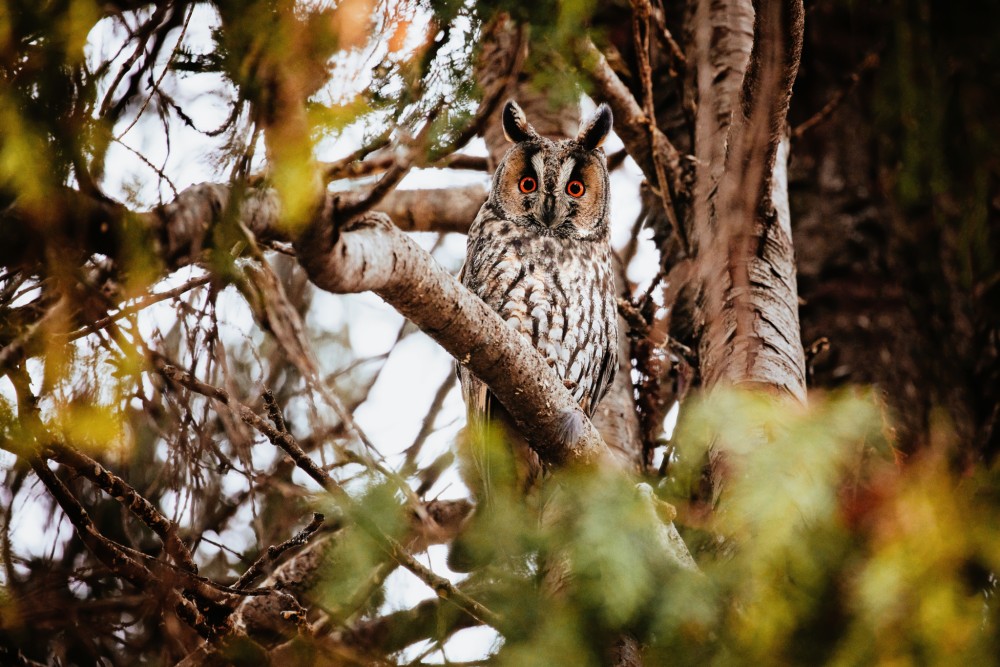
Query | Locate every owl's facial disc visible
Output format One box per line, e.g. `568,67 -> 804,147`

496,140 -> 608,240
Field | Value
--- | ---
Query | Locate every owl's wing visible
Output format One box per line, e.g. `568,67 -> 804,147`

587,346 -> 618,417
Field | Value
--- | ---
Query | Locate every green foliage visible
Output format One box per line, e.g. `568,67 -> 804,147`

0,0 -> 103,206
658,390 -> 998,664
391,390 -> 1000,664
469,0 -> 599,109
316,477 -> 407,614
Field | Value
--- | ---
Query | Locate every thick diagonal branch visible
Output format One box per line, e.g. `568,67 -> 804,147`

293,209 -> 612,467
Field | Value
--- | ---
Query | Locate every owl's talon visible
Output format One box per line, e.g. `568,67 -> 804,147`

636,483 -> 678,523
563,379 -> 577,390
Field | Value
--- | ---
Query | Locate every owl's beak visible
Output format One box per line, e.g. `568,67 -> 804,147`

540,193 -> 557,226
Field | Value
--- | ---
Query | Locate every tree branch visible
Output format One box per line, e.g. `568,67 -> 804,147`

157,362 -> 501,630
233,512 -> 325,590
26,455 -> 222,638
43,443 -> 199,573
293,208 -> 612,467
377,184 -> 487,234
578,39 -> 687,251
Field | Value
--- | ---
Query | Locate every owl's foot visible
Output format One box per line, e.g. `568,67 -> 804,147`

562,379 -> 577,391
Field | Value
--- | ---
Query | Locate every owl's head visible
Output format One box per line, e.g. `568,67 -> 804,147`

489,100 -> 613,240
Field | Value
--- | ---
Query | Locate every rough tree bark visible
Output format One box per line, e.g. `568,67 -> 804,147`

789,1 -> 999,465
696,0 -> 806,402
583,0 -> 808,503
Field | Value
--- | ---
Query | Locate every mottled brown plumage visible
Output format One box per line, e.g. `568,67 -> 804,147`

458,100 -> 618,501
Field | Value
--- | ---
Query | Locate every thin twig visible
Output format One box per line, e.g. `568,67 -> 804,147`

321,129 -> 394,183
402,371 -> 457,474
631,0 -> 688,254
44,443 -> 199,573
338,105 -> 444,220
651,1 -> 687,73
112,137 -> 181,199
233,512 -> 326,590
98,3 -> 171,118
20,451 -> 219,638
158,363 -> 502,630
115,3 -> 195,141
64,274 -> 212,342
792,51 -> 880,140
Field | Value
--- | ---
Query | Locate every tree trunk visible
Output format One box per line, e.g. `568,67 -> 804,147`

789,0 -> 999,464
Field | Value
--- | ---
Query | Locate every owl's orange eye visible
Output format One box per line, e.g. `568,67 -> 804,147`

519,176 -> 537,194
566,180 -> 585,198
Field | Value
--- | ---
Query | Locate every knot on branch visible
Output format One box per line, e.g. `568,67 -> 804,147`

293,201 -> 396,296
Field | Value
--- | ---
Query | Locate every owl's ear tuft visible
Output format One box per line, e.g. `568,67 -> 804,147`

577,103 -> 613,150
502,100 -> 538,143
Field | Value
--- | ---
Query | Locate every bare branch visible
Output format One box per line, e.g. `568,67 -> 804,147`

579,38 -> 688,251
158,362 -> 502,630
24,455 -> 223,638
233,512 -> 325,590
792,51 -> 880,140
324,152 -> 490,182
65,274 -> 212,342
44,443 -> 198,573
337,596 -> 481,655
377,184 -> 487,234
321,130 -> 394,183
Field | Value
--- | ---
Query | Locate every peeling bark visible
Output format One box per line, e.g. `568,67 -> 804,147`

693,0 -> 807,403
701,135 -> 806,401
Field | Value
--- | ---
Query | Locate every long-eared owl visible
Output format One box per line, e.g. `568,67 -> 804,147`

458,100 -> 618,499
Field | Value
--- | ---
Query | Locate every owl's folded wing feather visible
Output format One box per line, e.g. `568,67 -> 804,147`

587,346 -> 617,417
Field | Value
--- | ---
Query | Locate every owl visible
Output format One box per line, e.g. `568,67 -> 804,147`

457,100 -> 618,507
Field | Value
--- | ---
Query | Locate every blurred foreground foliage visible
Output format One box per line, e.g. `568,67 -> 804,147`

272,390 -> 999,665
660,391 -> 1000,665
